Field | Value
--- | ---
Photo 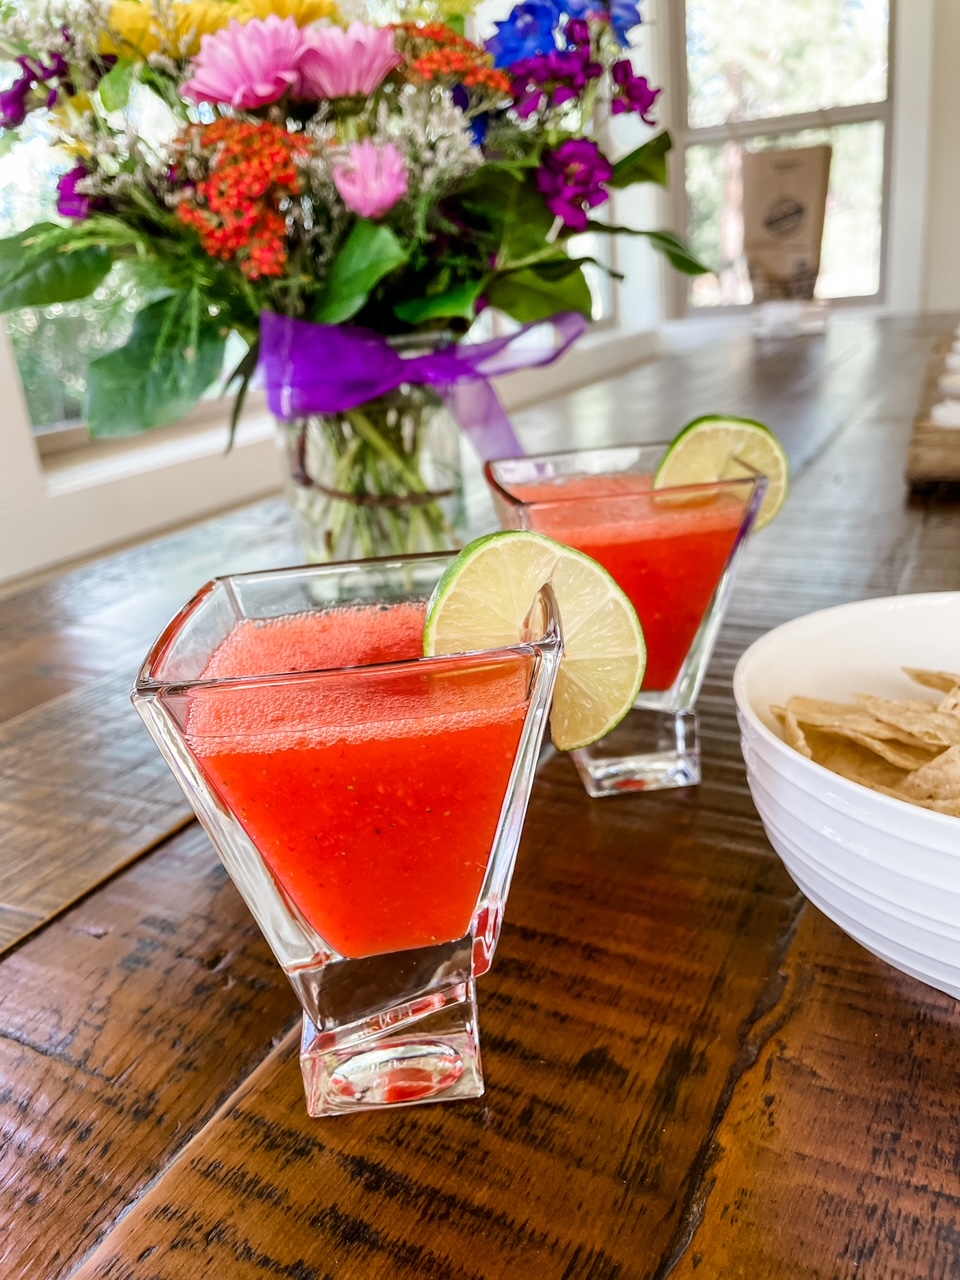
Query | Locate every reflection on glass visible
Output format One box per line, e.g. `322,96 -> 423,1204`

686,0 -> 889,129
687,122 -> 884,307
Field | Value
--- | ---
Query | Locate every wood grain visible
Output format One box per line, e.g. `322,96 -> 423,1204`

0,823 -> 298,1280
668,906 -> 960,1280
0,500 -> 299,725
0,672 -> 192,950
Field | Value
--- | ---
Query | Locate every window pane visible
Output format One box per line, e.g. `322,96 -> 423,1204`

686,0 -> 889,129
0,109 -> 149,433
687,121 -> 884,306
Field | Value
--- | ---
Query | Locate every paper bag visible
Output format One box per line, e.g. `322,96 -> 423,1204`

742,145 -> 832,301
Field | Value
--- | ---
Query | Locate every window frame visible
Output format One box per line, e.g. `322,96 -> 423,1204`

664,0 -> 897,315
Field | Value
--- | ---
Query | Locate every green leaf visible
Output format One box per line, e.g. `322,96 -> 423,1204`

459,169 -> 555,266
585,221 -> 712,275
0,223 -> 113,309
505,255 -> 624,283
312,221 -> 408,323
393,277 -> 486,324
98,58 -> 136,111
0,129 -> 20,159
608,131 -> 672,190
225,339 -> 259,452
486,261 -> 593,323
85,294 -> 226,437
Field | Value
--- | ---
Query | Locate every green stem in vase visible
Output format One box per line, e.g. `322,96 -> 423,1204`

347,408 -> 432,496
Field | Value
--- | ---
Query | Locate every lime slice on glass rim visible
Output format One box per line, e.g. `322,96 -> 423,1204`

423,530 -> 646,752
653,414 -> 789,530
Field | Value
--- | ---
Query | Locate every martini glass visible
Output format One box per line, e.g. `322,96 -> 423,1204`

486,444 -> 766,795
133,554 -> 561,1115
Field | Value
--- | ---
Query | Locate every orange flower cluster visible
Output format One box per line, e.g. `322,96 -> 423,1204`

175,119 -> 307,280
414,48 -> 511,92
394,22 -> 511,94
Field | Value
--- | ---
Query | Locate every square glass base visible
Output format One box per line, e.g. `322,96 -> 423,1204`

571,708 -> 701,797
299,979 -> 484,1116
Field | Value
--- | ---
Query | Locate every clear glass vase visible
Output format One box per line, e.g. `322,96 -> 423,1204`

280,339 -> 465,564
132,555 -> 561,1116
486,444 -> 767,796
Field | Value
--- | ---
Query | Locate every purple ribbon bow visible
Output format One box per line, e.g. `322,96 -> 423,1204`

259,310 -> 589,460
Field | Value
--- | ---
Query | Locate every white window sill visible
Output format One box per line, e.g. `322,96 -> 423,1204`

0,325 -> 662,586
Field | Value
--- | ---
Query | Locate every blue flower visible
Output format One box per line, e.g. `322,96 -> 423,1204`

486,1 -> 560,68
451,82 -> 490,146
608,0 -> 642,45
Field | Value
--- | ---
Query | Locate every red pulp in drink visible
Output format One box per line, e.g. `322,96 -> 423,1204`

508,473 -> 749,690
185,603 -> 529,959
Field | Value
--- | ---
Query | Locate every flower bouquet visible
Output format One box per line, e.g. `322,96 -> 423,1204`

0,0 -> 706,561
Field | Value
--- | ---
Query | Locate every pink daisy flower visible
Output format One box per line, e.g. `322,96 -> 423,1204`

182,16 -> 311,110
297,22 -> 402,100
332,140 -> 408,220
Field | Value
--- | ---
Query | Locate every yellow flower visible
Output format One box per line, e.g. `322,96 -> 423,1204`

48,94 -> 95,158
100,1 -> 251,61
239,0 -> 341,24
172,1 -> 244,55
100,1 -> 160,58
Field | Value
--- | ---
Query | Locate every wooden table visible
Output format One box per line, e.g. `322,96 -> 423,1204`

3,312 -> 960,1280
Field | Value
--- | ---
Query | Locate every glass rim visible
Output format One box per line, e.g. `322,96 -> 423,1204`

134,551 -> 562,695
484,442 -> 766,506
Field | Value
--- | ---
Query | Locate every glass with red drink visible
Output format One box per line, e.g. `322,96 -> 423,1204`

486,444 -> 766,795
133,555 -> 561,1115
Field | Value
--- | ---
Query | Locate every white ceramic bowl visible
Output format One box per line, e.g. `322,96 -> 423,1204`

733,593 -> 960,998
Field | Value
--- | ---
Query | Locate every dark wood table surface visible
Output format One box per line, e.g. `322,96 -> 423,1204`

3,312 -> 960,1280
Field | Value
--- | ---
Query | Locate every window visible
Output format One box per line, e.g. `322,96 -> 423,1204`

669,0 -> 892,308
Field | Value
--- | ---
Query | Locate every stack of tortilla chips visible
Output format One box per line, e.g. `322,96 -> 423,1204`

775,668 -> 960,817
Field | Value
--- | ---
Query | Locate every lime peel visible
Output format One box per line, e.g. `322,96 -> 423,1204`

654,414 -> 789,531
424,530 -> 646,751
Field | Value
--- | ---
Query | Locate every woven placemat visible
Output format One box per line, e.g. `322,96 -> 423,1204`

906,330 -> 960,487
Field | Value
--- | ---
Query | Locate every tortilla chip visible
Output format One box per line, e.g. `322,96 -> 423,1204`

874,785 -> 960,818
832,731 -> 938,771
903,667 -> 960,694
783,696 -> 931,747
802,728 -> 906,791
780,706 -> 812,758
896,745 -> 960,804
852,694 -> 960,748
775,676 -> 960,820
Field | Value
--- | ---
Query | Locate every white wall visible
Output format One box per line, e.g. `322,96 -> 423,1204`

921,0 -> 960,310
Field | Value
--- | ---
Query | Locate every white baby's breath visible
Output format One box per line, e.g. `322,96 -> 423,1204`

376,83 -> 481,208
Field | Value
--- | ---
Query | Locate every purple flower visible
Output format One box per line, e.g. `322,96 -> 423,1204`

0,73 -> 33,128
536,137 -> 612,232
564,17 -> 592,46
487,2 -> 559,68
611,60 -> 660,121
510,45 -> 601,117
0,50 -> 71,128
57,164 -> 93,221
